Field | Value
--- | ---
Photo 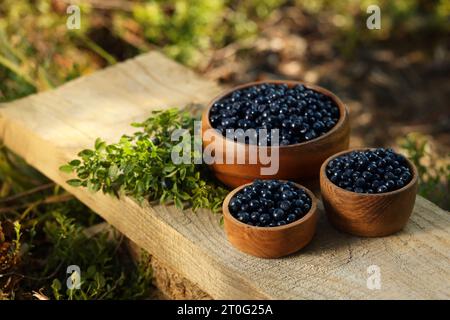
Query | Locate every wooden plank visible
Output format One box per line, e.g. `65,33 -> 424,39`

0,51 -> 449,299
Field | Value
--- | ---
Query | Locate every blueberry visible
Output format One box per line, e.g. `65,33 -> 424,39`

237,212 -> 250,223
250,211 -> 260,222
367,163 -> 378,173
362,171 -> 372,180
293,208 -> 303,216
385,180 -> 395,190
229,198 -> 241,214
294,199 -> 305,208
281,190 -> 294,200
400,172 -> 412,182
262,199 -> 274,208
266,180 -> 279,191
249,199 -> 260,210
355,178 -> 366,188
286,214 -> 297,223
259,213 -> 271,225
304,130 -> 318,141
276,220 -> 287,226
396,180 -> 405,188
261,190 -> 272,199
280,200 -> 291,210
273,208 -> 286,221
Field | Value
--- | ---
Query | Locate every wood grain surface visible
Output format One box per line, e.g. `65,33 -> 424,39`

0,51 -> 449,299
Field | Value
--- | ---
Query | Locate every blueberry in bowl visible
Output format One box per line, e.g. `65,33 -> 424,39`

320,148 -> 418,237
202,80 -> 350,188
223,179 -> 318,258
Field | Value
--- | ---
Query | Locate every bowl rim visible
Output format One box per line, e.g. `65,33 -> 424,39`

320,147 -> 419,197
204,80 -> 349,149
222,180 -> 318,231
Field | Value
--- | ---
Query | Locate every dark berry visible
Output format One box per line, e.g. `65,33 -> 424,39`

250,211 -> 260,222
286,214 -> 297,223
273,208 -> 286,221
281,190 -> 294,200
279,200 -> 291,210
237,212 -> 250,223
355,178 -> 366,188
249,199 -> 260,210
292,207 -> 303,216
294,199 -> 305,208
259,213 -> 271,225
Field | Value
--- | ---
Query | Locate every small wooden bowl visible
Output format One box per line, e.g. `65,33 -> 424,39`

202,80 -> 350,188
320,148 -> 419,237
223,182 -> 318,258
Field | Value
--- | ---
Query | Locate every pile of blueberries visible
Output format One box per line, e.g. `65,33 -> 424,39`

228,180 -> 312,227
209,83 -> 339,145
326,148 -> 413,194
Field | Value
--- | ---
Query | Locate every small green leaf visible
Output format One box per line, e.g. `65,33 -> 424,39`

59,164 -> 73,173
95,138 -> 106,150
174,197 -> 183,209
69,159 -> 81,166
67,179 -> 82,187
52,278 -> 62,300
163,165 -> 176,173
78,149 -> 94,157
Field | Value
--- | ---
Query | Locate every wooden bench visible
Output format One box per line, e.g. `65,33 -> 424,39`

1,52 -> 449,299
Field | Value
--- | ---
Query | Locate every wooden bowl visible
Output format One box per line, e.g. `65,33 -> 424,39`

223,182 -> 318,258
320,148 -> 419,237
202,80 -> 350,188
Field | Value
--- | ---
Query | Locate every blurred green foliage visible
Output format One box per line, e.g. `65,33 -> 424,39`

2,0 -> 447,102
116,0 -> 286,66
399,133 -> 449,210
298,0 -> 450,55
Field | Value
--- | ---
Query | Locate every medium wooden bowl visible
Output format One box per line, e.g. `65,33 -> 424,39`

202,80 -> 350,188
320,148 -> 419,237
223,182 -> 318,258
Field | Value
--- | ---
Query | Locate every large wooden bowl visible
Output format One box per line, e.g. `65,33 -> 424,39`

201,80 -> 350,188
223,182 -> 318,258
320,148 -> 419,237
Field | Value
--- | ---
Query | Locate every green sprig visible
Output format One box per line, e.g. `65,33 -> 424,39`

60,108 -> 228,212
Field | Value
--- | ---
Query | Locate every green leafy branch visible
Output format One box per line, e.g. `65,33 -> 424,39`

60,108 -> 228,212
